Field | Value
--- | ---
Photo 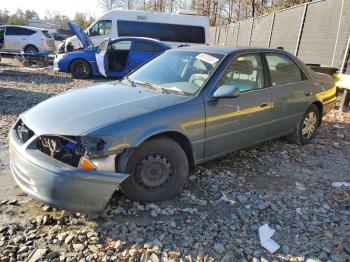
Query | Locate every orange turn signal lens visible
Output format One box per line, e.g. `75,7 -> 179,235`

79,157 -> 97,171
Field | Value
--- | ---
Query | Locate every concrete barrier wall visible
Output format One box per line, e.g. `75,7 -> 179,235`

236,19 -> 253,46
250,14 -> 274,48
298,0 -> 343,66
270,5 -> 305,53
209,0 -> 350,73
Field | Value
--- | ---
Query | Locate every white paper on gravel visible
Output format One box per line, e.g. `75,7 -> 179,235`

332,182 -> 350,188
259,224 -> 280,253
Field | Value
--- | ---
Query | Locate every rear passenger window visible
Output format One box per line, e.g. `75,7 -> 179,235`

42,30 -> 52,38
133,41 -> 163,53
265,53 -> 305,86
218,54 -> 264,93
6,27 -> 36,36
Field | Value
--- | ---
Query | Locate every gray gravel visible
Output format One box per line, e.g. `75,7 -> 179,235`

0,59 -> 350,261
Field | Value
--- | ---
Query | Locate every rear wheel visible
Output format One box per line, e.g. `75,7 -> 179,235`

120,137 -> 189,202
287,104 -> 320,145
69,60 -> 91,79
36,61 -> 48,68
24,45 -> 38,54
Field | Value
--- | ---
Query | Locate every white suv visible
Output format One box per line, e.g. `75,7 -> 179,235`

0,25 -> 56,54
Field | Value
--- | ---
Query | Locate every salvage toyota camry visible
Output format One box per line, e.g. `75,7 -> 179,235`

9,46 -> 337,213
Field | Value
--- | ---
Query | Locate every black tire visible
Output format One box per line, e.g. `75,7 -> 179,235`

36,61 -> 47,68
22,59 -> 31,67
287,104 -> 320,145
69,60 -> 91,79
120,137 -> 189,202
23,45 -> 38,53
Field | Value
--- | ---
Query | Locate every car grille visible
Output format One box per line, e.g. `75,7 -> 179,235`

15,119 -> 34,144
37,136 -> 85,167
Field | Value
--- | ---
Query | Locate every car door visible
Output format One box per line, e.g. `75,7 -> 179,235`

3,26 -> 19,52
129,40 -> 165,71
95,38 -> 110,77
102,40 -> 132,78
4,26 -> 35,52
263,52 -> 313,137
204,53 -> 273,158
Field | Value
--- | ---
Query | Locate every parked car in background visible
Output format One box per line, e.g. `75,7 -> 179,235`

62,9 -> 209,52
51,32 -> 66,41
0,25 -> 56,54
54,22 -> 171,79
9,46 -> 336,213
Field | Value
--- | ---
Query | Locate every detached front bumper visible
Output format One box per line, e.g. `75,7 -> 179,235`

9,125 -> 129,214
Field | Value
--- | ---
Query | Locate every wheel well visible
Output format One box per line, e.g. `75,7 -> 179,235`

146,132 -> 196,170
69,59 -> 91,73
23,44 -> 38,52
312,101 -> 323,126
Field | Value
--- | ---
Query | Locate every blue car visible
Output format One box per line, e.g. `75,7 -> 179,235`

54,21 -> 171,79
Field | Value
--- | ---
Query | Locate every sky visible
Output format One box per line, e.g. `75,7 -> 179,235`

4,0 -> 103,19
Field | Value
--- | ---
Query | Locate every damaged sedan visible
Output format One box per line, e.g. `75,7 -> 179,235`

9,46 -> 337,213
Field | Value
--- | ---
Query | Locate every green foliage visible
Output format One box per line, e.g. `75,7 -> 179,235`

0,8 -> 39,25
24,10 -> 39,20
74,12 -> 95,29
0,8 -> 95,30
0,9 -> 10,25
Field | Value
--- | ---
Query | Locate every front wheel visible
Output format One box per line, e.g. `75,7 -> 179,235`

69,60 -> 91,79
287,104 -> 320,145
120,137 -> 189,202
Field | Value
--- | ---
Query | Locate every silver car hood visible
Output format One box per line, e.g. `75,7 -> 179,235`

21,82 -> 187,136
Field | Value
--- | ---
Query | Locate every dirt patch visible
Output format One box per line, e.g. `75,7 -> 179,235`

247,175 -> 296,190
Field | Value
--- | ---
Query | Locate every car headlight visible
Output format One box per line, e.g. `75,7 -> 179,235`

79,137 -> 105,157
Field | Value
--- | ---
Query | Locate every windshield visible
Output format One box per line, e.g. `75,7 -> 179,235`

127,51 -> 225,95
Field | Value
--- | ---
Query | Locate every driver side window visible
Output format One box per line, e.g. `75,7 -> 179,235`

89,20 -> 112,36
219,54 -> 264,93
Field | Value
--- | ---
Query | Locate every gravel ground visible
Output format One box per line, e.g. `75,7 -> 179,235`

0,59 -> 350,262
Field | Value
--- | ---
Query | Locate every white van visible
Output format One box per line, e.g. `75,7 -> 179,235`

65,9 -> 209,49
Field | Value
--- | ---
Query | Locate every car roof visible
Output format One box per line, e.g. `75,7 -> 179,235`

110,37 -> 172,48
171,45 -> 289,55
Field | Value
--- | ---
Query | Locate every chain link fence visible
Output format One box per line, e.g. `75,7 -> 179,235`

210,0 -> 350,73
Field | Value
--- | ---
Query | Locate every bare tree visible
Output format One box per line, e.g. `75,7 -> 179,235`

98,0 -> 118,11
95,0 -> 313,26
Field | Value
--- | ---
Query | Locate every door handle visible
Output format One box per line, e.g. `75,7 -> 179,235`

260,103 -> 269,108
305,92 -> 312,97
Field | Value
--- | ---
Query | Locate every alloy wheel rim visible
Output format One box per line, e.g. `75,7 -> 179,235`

302,111 -> 317,139
135,154 -> 172,189
26,47 -> 37,53
75,63 -> 88,77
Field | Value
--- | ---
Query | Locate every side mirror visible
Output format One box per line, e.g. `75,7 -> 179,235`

212,85 -> 240,99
